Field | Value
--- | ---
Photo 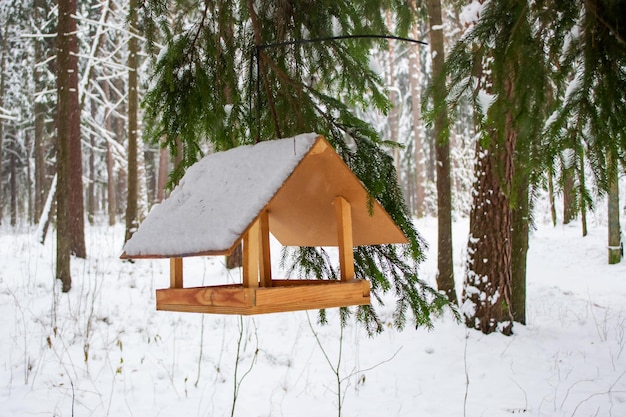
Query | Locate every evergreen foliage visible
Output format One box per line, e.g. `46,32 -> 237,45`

141,0 -> 450,333
433,0 -> 625,334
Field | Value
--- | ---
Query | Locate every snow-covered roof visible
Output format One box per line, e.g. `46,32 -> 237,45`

122,133 -> 407,259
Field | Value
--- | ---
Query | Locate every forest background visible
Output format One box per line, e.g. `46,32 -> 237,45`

0,0 -> 625,339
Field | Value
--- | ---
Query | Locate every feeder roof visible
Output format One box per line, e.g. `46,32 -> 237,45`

121,133 -> 407,259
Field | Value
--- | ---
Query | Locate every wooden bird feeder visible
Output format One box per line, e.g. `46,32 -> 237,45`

121,133 -> 407,315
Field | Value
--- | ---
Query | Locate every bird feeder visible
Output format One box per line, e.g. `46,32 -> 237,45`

120,133 -> 408,315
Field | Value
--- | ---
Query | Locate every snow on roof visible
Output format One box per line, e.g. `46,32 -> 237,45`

122,133 -> 320,258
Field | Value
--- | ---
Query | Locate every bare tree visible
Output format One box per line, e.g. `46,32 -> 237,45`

56,0 -> 82,290
427,0 -> 457,305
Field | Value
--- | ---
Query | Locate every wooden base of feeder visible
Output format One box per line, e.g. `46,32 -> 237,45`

156,279 -> 370,315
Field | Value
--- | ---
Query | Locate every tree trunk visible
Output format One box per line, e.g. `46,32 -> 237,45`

33,9 -> 47,222
106,140 -> 116,226
548,167 -> 557,226
511,173 -> 529,325
103,81 -> 116,226
157,147 -> 169,202
562,162 -> 576,225
576,147 -> 587,236
462,71 -> 516,335
124,0 -> 139,243
59,0 -> 86,259
462,130 -> 515,335
88,99 -> 97,225
409,1 -> 425,218
427,0 -> 457,305
608,154 -> 622,264
10,149 -> 17,227
56,0 -> 80,291
0,24 -> 7,225
26,132 -> 33,224
386,11 -> 400,173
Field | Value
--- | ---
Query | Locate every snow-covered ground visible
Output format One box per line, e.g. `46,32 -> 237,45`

1,216 -> 625,417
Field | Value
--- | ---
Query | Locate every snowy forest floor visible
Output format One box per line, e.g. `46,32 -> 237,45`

1,215 -> 626,417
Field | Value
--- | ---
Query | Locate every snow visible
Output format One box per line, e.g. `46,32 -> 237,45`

477,89 -> 496,118
2,213 -> 626,416
123,133 -> 319,257
460,0 -> 487,27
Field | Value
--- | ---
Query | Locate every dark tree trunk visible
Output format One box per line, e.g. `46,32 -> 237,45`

462,128 -> 515,335
548,168 -> 557,226
576,147 -> 587,236
427,0 -> 457,305
33,3 -> 48,221
462,65 -> 516,335
88,100 -> 97,225
56,0 -> 80,291
26,132 -> 33,224
106,140 -> 116,226
386,11 -> 400,172
409,0 -> 425,218
608,154 -> 621,264
59,0 -> 86,259
0,24 -> 7,225
103,81 -> 116,226
124,0 -> 139,243
562,164 -> 576,225
157,147 -> 168,202
511,173 -> 529,325
10,150 -> 16,227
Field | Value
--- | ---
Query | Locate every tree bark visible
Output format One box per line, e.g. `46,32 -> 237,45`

462,72 -> 516,336
157,147 -> 168,202
0,24 -> 7,225
576,147 -> 587,236
562,161 -> 576,225
511,172 -> 529,324
33,1 -> 48,222
427,0 -> 457,305
409,1 -> 425,218
462,130 -> 515,335
10,148 -> 17,226
56,0 -> 80,291
103,81 -> 116,226
386,10 -> 400,172
88,99 -> 97,225
548,167 -> 557,226
608,153 -> 622,264
124,0 -> 139,243
59,0 -> 86,259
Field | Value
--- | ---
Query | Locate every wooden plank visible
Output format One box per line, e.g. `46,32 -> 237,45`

334,196 -> 354,281
157,286 -> 254,309
242,218 -> 260,288
259,210 -> 272,287
170,258 -> 183,288
256,280 -> 366,306
155,280 -> 370,315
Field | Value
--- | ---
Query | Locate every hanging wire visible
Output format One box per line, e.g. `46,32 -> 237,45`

249,34 -> 428,142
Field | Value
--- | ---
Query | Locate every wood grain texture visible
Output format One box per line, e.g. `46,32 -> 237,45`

155,280 -> 370,315
169,258 -> 183,288
334,196 -> 354,281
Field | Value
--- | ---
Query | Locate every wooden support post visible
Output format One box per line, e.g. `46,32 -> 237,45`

243,218 -> 260,288
259,210 -> 272,287
170,258 -> 183,288
334,196 -> 354,281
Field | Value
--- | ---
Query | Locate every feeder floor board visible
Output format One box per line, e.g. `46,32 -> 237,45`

156,279 -> 370,315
